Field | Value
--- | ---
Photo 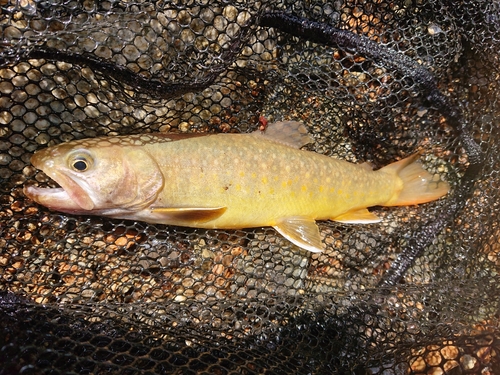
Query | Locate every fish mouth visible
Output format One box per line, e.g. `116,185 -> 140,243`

24,153 -> 95,213
24,185 -> 84,213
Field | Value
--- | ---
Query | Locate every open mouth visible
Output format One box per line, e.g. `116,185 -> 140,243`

24,156 -> 95,213
24,184 -> 81,212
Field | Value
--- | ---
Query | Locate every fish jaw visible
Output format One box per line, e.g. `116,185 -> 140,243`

23,185 -> 90,214
25,151 -> 96,213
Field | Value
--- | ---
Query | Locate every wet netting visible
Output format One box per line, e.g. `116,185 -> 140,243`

1,0 -> 499,373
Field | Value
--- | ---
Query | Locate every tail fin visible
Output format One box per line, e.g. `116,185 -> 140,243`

381,154 -> 450,206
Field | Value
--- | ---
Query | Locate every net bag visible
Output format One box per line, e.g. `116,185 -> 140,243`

1,0 -> 499,373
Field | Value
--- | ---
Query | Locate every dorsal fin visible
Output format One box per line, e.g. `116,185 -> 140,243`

251,121 -> 314,149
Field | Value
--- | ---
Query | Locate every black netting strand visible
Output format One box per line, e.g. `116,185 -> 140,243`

259,11 -> 485,285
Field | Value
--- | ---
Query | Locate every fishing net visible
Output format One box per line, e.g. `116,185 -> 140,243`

1,0 -> 499,373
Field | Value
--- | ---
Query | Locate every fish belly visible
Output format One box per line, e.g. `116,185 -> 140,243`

147,134 -> 397,228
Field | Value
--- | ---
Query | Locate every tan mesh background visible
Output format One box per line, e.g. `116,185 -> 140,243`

1,0 -> 499,373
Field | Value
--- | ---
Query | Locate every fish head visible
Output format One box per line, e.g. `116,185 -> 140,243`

24,137 -> 164,215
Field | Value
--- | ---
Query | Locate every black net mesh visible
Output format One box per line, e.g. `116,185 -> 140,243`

1,0 -> 500,373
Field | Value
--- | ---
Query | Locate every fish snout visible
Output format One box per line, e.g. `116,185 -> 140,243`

31,148 -> 60,172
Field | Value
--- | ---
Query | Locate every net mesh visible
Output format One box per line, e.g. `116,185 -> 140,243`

1,0 -> 500,373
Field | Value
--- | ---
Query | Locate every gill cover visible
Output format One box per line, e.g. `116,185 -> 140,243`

105,148 -> 164,210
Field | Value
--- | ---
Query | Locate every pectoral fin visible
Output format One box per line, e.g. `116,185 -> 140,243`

333,209 -> 381,224
151,206 -> 227,224
273,216 -> 324,253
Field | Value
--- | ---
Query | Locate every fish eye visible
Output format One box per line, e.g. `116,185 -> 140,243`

69,152 -> 93,172
72,159 -> 88,171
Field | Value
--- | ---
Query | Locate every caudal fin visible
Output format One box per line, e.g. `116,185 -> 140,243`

381,154 -> 450,206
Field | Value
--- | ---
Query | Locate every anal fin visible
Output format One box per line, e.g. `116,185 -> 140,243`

151,206 -> 227,224
333,209 -> 381,224
273,216 -> 324,253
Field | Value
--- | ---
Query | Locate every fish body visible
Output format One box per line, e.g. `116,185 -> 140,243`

24,121 -> 449,252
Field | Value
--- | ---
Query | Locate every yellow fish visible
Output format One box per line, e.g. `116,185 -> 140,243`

24,121 -> 449,253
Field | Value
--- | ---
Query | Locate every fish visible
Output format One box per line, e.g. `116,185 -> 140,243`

24,121 -> 449,253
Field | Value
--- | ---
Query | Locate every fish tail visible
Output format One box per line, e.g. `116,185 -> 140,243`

381,154 -> 450,206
